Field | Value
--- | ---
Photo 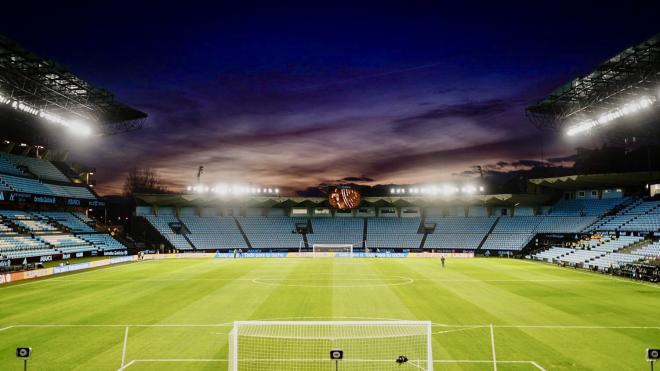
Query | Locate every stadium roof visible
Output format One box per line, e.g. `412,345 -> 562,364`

526,33 -> 660,132
528,171 -> 660,190
134,193 -> 553,208
0,35 -> 147,135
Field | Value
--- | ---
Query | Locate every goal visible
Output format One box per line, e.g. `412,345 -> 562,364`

312,244 -> 353,257
228,320 -> 433,371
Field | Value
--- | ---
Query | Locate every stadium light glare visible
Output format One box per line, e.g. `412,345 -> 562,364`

566,96 -> 656,136
0,92 -> 96,136
463,185 -> 477,194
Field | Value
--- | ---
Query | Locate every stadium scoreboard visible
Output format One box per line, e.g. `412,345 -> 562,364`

328,186 -> 361,210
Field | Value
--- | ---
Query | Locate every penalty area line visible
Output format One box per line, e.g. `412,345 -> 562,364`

490,324 -> 497,371
120,326 -> 129,369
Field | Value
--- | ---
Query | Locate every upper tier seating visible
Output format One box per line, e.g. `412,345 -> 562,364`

0,153 -> 70,182
426,216 -> 496,234
587,199 -> 660,232
0,174 -> 95,199
0,155 -> 25,176
550,198 -> 628,216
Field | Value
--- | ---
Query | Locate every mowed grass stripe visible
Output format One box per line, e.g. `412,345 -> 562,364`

0,258 -> 658,371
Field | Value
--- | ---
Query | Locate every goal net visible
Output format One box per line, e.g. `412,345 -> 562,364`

228,320 -> 433,371
312,244 -> 353,257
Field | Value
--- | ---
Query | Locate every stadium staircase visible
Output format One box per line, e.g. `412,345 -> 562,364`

477,217 -> 500,250
619,238 -> 651,254
362,218 -> 368,249
175,217 -> 196,250
232,217 -> 253,249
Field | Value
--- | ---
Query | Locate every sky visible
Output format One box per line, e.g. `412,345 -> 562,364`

2,1 -> 659,195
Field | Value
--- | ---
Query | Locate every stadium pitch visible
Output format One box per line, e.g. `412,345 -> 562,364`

0,258 -> 658,370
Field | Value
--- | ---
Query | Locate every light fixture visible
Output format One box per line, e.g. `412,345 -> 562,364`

566,96 -> 656,136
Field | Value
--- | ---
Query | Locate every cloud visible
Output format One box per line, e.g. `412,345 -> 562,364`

394,99 -> 513,125
339,175 -> 374,182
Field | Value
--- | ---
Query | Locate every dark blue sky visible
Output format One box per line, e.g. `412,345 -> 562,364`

3,1 -> 659,194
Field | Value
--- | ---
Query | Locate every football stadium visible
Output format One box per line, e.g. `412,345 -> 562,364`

0,7 -> 659,371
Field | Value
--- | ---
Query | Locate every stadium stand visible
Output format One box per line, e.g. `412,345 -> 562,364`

0,209 -> 126,260
0,153 -> 70,182
180,216 -> 248,250
237,216 -> 305,249
422,216 -> 495,250
144,215 -> 194,250
423,233 -> 484,250
307,218 -> 363,248
365,217 -> 422,249
587,199 -> 660,232
38,211 -> 95,232
77,234 -> 127,251
482,233 -> 534,251
549,198 -> 629,216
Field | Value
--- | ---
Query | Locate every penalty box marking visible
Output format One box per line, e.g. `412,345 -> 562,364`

117,358 -> 546,371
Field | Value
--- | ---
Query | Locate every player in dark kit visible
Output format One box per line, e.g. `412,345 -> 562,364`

440,256 -> 446,268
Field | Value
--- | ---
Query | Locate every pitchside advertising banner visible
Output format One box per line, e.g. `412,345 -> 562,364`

0,190 -> 105,207
0,256 -> 136,285
142,252 -> 475,259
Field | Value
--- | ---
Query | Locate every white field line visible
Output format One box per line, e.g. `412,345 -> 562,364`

490,323 -> 497,371
120,326 -> 129,368
531,361 -> 548,371
2,323 -> 658,330
119,358 -> 545,369
432,327 -> 485,335
117,359 -> 135,371
491,325 -> 660,330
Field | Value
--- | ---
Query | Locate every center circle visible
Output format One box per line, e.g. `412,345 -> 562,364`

251,274 -> 414,288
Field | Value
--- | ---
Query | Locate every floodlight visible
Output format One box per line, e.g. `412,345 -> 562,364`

275,188 -> 280,194
566,95 -> 656,136
68,121 -> 92,137
186,186 -> 192,191
479,186 -> 484,192
463,185 -> 477,194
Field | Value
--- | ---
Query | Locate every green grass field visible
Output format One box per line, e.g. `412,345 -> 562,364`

0,258 -> 658,370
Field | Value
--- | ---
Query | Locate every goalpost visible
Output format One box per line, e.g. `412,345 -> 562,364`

228,320 -> 433,371
312,244 -> 354,257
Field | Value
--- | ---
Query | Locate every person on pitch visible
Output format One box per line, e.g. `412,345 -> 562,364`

440,255 -> 446,268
